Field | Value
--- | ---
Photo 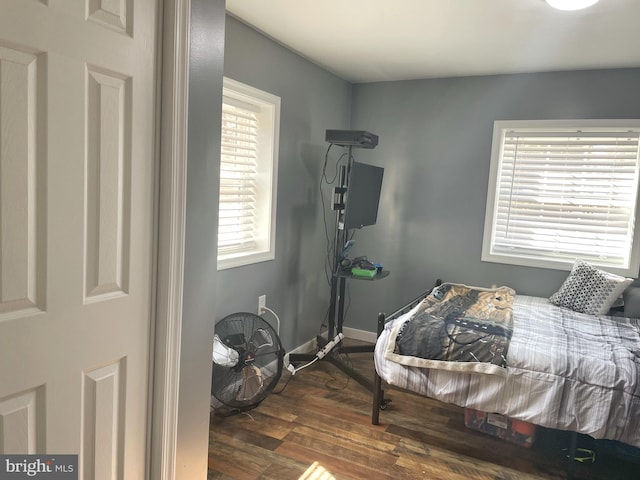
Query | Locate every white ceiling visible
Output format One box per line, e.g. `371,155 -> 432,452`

225,0 -> 640,83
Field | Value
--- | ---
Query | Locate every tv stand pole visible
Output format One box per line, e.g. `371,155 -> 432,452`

289,143 -> 387,393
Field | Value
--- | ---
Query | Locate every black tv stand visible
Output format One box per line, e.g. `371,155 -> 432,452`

288,269 -> 389,392
288,137 -> 386,393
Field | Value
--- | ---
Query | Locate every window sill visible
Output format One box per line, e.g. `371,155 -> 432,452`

217,250 -> 275,271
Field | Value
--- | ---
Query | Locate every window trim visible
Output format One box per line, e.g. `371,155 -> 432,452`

217,78 -> 280,270
482,119 -> 640,277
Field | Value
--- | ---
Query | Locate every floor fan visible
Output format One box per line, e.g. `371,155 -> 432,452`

211,312 -> 284,415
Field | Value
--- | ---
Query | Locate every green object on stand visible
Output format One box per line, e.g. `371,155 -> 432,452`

351,267 -> 377,279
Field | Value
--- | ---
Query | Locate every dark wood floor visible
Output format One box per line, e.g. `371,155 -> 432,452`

208,343 -> 640,480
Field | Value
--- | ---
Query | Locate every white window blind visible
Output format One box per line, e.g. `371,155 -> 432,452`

217,78 -> 279,270
482,120 -> 640,275
219,98 -> 259,255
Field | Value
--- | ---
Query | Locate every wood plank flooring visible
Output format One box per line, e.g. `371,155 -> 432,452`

208,343 -> 640,480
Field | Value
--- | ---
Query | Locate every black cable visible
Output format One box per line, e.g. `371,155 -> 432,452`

318,304 -> 330,336
321,143 -> 343,185
324,350 -> 352,391
271,369 -> 294,394
344,279 -> 352,326
319,144 -> 333,286
320,144 -> 349,287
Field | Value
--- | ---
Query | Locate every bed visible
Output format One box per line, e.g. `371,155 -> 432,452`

372,272 -> 640,450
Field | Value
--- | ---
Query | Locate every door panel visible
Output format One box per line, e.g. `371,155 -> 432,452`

0,44 -> 46,321
84,66 -> 131,301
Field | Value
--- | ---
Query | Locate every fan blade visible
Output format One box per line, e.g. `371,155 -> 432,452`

212,364 -> 244,405
249,327 -> 274,351
237,365 -> 264,401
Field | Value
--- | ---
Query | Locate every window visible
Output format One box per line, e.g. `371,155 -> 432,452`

482,120 -> 640,276
217,78 -> 280,270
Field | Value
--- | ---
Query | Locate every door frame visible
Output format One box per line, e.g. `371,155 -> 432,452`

151,0 -> 191,478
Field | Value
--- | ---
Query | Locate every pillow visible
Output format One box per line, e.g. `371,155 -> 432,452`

549,259 -> 633,315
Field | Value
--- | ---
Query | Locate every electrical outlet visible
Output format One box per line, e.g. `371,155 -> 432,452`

258,295 -> 266,314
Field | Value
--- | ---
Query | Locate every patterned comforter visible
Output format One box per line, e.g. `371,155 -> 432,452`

385,283 -> 515,375
374,294 -> 640,447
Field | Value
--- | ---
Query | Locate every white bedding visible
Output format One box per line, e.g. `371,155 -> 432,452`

374,295 -> 640,447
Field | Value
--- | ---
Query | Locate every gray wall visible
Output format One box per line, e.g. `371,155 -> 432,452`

219,16 -> 352,351
345,69 -> 640,331
178,0 -> 224,478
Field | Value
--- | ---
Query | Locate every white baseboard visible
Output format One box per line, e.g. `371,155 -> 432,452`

285,328 -> 377,364
342,327 -> 377,344
287,336 -> 319,354
283,333 -> 324,366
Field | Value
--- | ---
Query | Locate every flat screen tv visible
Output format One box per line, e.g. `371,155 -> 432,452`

343,161 -> 384,230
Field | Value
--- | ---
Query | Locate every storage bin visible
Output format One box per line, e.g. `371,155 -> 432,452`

464,408 -> 536,448
597,439 -> 640,463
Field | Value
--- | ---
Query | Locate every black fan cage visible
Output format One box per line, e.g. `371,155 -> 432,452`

211,312 -> 284,411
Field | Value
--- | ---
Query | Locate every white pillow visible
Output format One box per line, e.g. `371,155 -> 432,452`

549,259 -> 633,315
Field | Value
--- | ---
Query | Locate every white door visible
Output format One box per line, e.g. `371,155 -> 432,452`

0,0 -> 158,478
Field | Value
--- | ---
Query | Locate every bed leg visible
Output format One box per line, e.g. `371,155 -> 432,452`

372,371 -> 382,425
566,431 -> 578,480
372,312 -> 386,425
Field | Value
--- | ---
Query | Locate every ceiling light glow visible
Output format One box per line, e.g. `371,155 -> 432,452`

546,0 -> 599,10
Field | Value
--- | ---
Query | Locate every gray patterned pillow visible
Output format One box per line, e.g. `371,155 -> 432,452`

549,259 -> 633,315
